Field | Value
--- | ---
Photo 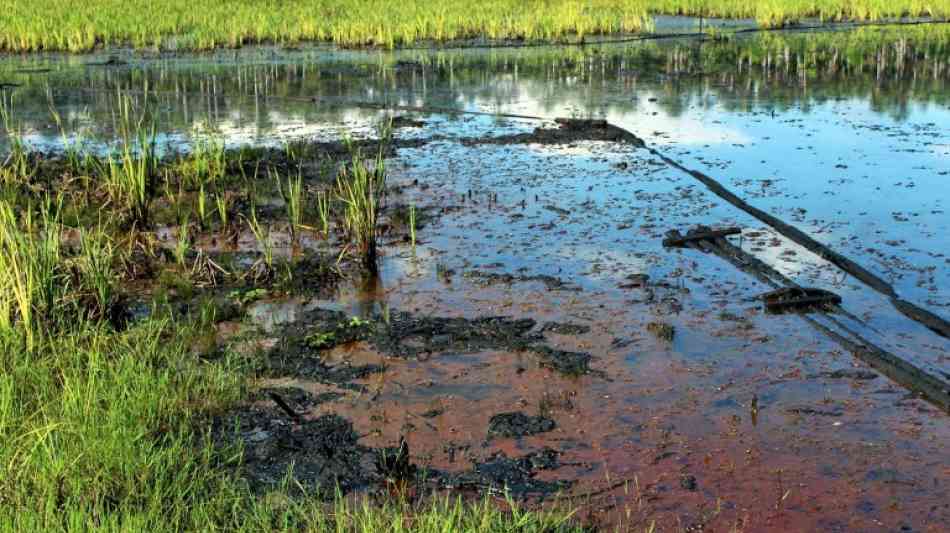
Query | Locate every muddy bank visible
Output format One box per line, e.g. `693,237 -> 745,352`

462,119 -> 644,147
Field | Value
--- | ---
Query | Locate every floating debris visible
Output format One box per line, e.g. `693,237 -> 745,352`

647,322 -> 675,341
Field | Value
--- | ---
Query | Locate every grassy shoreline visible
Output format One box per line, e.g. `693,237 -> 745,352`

0,0 -> 947,52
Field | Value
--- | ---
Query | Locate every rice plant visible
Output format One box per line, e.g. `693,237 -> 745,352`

214,191 -> 230,228
99,95 -> 157,225
3,0 -> 946,53
101,144 -> 153,225
336,145 -> 387,272
77,225 -> 117,319
187,134 -> 227,188
274,169 -> 304,239
409,203 -> 417,249
316,190 -> 331,238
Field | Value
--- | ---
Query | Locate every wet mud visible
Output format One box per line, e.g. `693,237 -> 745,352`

266,306 -> 595,386
463,119 -> 644,147
213,405 -> 372,495
487,412 -> 556,438
214,385 -> 574,499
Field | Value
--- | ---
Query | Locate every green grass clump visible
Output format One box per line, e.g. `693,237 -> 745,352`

0,318 -> 243,531
0,200 -> 63,352
0,97 -> 34,185
95,95 -> 158,226
336,143 -> 388,273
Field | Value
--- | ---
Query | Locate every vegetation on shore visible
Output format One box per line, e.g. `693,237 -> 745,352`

0,0 -> 947,52
0,98 -> 582,531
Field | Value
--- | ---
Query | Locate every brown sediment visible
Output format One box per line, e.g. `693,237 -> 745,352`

228,295 -> 949,530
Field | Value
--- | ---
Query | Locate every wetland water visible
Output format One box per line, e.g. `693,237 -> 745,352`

3,27 -> 949,531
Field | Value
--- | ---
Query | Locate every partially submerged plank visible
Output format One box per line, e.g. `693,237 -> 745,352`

662,227 -> 742,248
761,287 -> 843,314
663,228 -> 950,412
554,117 -> 608,129
622,123 -> 950,338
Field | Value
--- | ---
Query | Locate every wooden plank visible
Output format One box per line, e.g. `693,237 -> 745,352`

662,227 -> 741,248
554,117 -> 608,129
762,287 -> 842,313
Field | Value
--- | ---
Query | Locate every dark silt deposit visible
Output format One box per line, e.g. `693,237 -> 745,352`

487,412 -> 557,439
440,448 -> 570,498
463,119 -> 645,147
463,270 -> 581,291
212,406 -> 372,495
268,306 -> 594,378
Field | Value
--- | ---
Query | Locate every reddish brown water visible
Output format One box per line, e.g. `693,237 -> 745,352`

237,133 -> 950,531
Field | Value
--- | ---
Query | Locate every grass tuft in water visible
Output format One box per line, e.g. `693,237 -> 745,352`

97,95 -> 157,226
0,97 -> 34,185
274,169 -> 304,240
336,144 -> 387,272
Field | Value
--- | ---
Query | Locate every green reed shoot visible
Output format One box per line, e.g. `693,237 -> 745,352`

175,217 -> 191,267
214,191 -> 230,228
47,99 -> 87,175
409,203 -> 417,249
246,207 -> 273,270
197,183 -> 209,229
283,139 -> 297,162
336,146 -> 387,271
316,190 -> 331,238
274,169 -> 303,238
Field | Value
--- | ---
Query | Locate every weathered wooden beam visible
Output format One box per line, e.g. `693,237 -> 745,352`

662,227 -> 742,248
761,287 -> 842,313
554,117 -> 608,129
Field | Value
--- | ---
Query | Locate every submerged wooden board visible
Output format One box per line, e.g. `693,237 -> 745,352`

761,287 -> 843,313
661,227 -> 742,248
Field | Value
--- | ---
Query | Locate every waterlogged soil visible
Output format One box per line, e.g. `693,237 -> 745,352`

4,29 -> 950,531
211,117 -> 949,530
